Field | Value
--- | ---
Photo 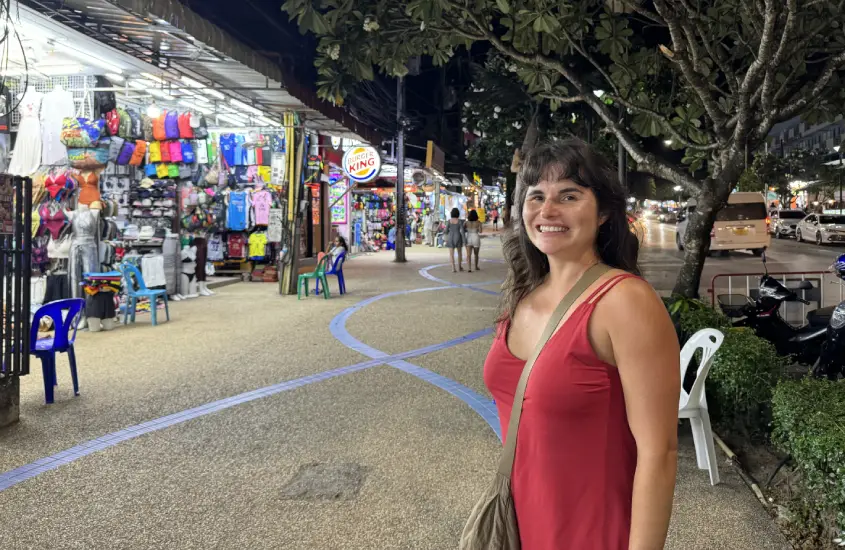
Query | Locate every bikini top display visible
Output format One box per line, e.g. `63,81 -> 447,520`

45,171 -> 70,200
47,234 -> 71,259
38,204 -> 67,239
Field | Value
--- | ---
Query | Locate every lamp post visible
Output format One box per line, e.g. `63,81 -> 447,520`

835,145 -> 842,213
673,185 -> 682,205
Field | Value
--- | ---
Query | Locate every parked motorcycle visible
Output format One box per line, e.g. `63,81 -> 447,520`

717,253 -> 845,378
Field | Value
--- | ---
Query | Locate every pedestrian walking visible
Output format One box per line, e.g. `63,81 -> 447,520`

423,209 -> 435,246
465,209 -> 482,272
470,139 -> 679,550
386,223 -> 396,251
491,207 -> 499,230
445,207 -> 465,272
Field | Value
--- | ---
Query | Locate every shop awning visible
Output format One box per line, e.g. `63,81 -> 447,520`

19,0 -> 381,143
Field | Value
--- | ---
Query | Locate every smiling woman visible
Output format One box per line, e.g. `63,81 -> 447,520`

475,139 -> 680,550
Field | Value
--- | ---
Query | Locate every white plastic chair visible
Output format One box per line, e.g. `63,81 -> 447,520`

678,328 -> 725,486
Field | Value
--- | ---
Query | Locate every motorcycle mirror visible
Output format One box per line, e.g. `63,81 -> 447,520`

798,280 -> 813,290
761,250 -> 767,263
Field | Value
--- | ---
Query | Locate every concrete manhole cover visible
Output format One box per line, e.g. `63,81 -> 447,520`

279,462 -> 368,501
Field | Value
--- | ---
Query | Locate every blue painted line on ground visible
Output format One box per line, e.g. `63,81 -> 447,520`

330,265 -> 503,436
0,262 -> 505,493
0,326 -> 495,493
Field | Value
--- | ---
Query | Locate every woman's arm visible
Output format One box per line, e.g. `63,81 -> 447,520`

601,279 -> 680,550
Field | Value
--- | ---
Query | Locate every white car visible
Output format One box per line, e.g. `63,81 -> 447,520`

795,213 -> 845,245
677,192 -> 770,256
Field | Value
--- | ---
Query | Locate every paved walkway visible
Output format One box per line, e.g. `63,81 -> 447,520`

0,237 -> 789,549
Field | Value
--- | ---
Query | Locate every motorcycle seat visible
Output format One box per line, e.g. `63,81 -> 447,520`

807,306 -> 835,327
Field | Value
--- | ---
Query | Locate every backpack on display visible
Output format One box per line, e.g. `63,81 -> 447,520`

167,163 -> 180,178
94,76 -> 117,114
141,114 -> 154,141
153,113 -> 167,141
117,108 -> 132,139
108,136 -> 125,162
160,140 -> 172,163
145,164 -> 157,177
164,110 -> 179,139
169,140 -> 183,163
149,141 -> 162,163
129,140 -> 147,166
156,163 -> 168,178
116,141 -> 136,165
181,140 -> 195,164
126,108 -> 143,140
190,112 -> 208,139
178,113 -> 194,139
105,109 -> 120,136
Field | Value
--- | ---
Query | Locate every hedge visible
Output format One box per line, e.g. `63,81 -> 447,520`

673,304 -> 784,435
772,378 -> 845,530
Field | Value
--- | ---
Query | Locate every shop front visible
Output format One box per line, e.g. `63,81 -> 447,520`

7,0 -> 378,331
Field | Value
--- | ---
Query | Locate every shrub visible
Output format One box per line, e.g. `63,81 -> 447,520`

678,306 -> 731,341
772,378 -> 845,533
706,328 -> 787,435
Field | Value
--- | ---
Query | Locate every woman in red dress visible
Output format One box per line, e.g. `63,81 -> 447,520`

483,140 -> 680,549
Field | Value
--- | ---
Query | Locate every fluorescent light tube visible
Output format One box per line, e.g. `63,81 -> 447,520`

229,98 -> 263,117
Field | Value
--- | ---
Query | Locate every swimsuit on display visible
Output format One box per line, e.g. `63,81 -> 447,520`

45,172 -> 69,200
77,172 -> 102,206
38,204 -> 67,239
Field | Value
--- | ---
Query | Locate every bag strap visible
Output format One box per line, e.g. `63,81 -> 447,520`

497,262 -> 612,476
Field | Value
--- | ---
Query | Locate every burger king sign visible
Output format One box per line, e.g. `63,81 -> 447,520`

343,146 -> 381,183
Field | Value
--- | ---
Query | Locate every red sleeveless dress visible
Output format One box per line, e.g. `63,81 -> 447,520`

483,274 -> 638,550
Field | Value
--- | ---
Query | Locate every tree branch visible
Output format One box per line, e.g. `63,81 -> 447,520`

651,1 -> 729,141
618,0 -> 663,24
733,0 -> 779,146
540,94 -> 586,104
558,26 -> 619,96
599,93 -> 720,152
445,1 -> 701,190
776,50 -> 845,121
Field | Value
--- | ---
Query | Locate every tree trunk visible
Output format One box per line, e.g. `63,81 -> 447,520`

673,191 -> 717,297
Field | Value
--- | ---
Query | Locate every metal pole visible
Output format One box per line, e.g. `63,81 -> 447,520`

839,151 -> 842,212
395,76 -> 407,262
617,109 -> 627,189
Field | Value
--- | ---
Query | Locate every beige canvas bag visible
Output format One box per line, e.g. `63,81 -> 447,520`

459,263 -> 611,549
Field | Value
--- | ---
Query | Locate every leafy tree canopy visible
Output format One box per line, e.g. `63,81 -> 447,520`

283,0 -> 845,296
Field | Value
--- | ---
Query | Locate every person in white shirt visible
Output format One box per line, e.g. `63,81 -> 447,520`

423,210 -> 435,246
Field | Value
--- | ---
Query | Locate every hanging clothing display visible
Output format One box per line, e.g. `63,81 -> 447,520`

9,90 -> 44,176
68,208 -> 101,300
252,189 -> 272,226
40,87 -> 76,166
227,190 -> 250,230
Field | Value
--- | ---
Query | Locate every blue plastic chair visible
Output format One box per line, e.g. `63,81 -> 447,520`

316,251 -> 346,296
120,262 -> 170,326
30,298 -> 85,404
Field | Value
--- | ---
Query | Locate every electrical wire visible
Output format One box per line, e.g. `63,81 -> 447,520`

0,0 -> 30,120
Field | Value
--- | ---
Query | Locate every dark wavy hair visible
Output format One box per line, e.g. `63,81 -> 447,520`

498,139 -> 640,323
450,208 -> 460,218
468,209 -> 479,222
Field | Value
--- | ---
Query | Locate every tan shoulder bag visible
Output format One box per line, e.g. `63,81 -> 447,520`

459,263 -> 611,549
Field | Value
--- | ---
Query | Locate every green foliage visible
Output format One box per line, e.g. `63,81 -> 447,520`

707,328 -> 787,435
772,378 -> 845,531
735,167 -> 763,193
678,305 -> 731,338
